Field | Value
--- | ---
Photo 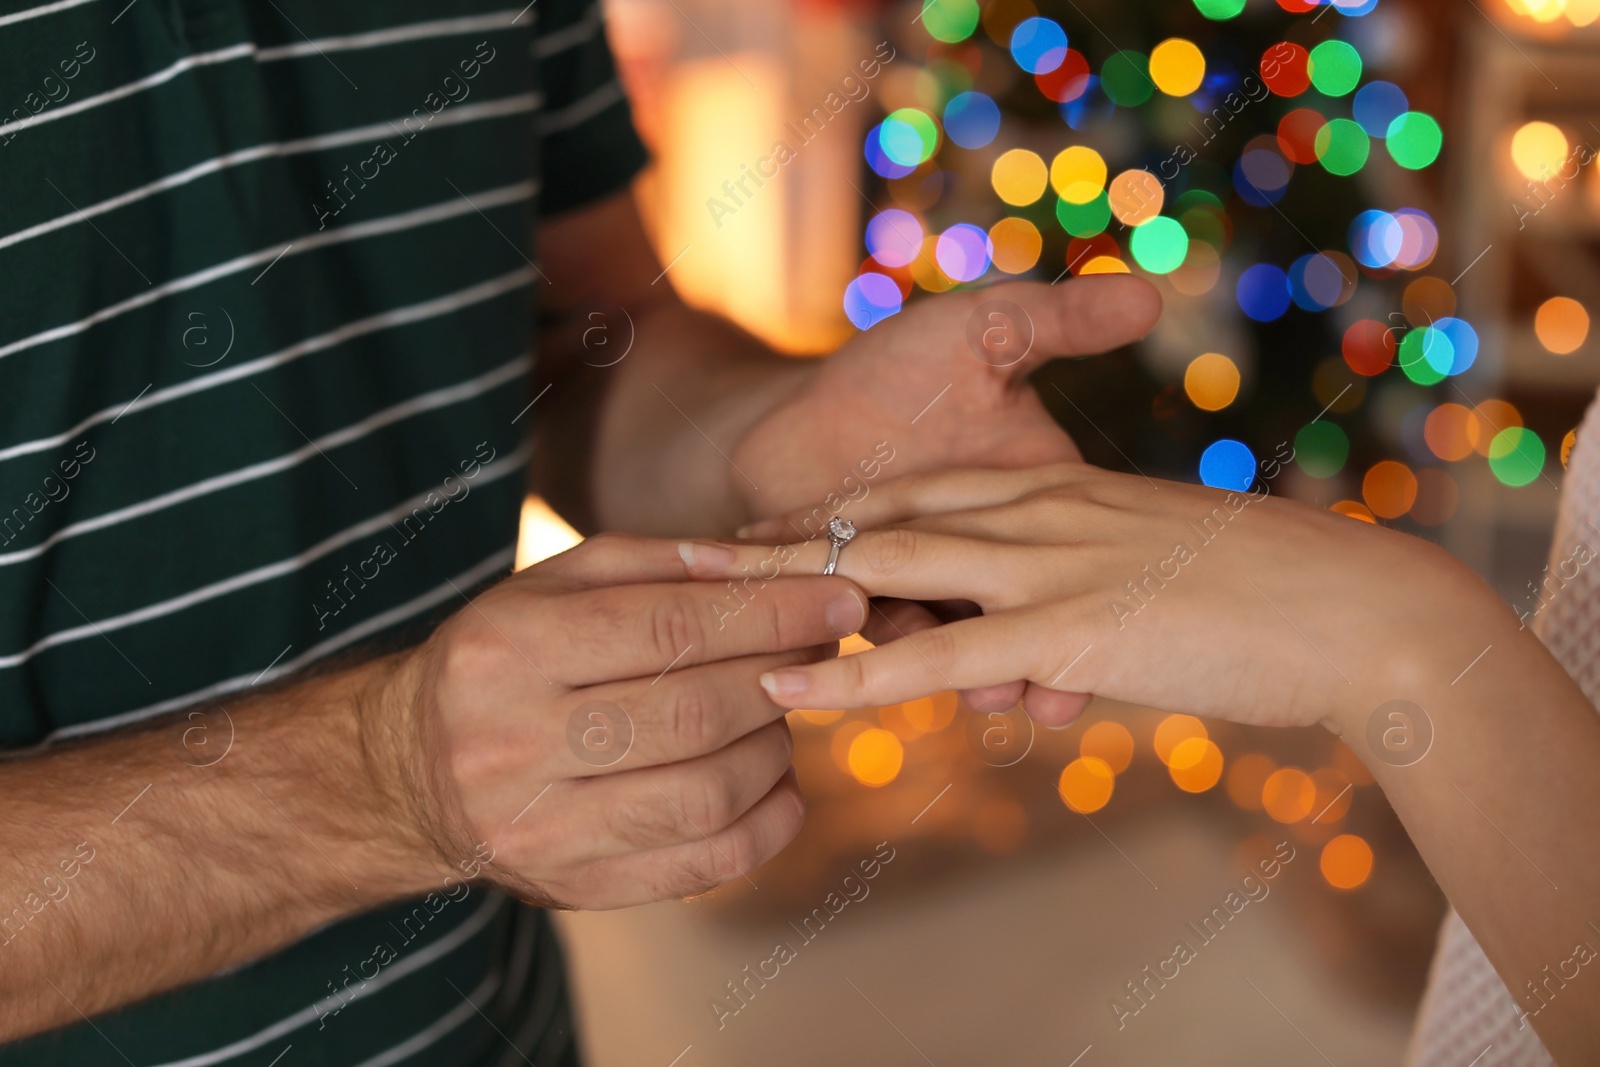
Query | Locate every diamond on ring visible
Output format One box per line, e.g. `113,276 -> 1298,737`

822,517 -> 856,576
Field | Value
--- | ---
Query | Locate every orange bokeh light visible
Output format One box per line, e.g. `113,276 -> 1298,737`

1108,168 -> 1165,226
878,702 -> 926,741
1535,296 -> 1590,355
1331,500 -> 1377,523
1059,756 -> 1115,813
1262,767 -> 1316,823
847,728 -> 904,787
1080,255 -> 1130,275
1320,833 -> 1374,889
793,708 -> 845,726
1362,461 -> 1418,519
1168,737 -> 1225,793
1402,276 -> 1456,327
830,720 -> 871,773
989,217 -> 1043,275
903,692 -> 958,733
1424,403 -> 1475,461
1225,753 -> 1277,811
1080,720 -> 1135,773
1467,400 -> 1524,457
1153,714 -> 1208,765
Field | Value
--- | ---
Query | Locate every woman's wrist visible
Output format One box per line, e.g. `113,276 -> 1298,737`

1324,543 -> 1520,750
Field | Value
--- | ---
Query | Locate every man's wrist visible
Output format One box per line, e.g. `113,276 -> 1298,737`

340,650 -> 467,895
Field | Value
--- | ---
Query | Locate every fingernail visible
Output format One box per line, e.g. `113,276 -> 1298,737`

760,669 -> 811,701
677,541 -> 734,570
826,589 -> 866,637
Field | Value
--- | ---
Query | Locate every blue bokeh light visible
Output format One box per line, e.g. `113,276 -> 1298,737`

1236,263 -> 1292,322
1433,316 -> 1479,375
1353,81 -> 1408,137
1349,209 -> 1403,268
843,273 -> 903,330
1010,17 -> 1069,75
864,122 -> 916,179
1199,439 -> 1257,491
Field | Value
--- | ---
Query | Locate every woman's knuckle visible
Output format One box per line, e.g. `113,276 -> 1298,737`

912,624 -> 960,673
863,528 -> 919,575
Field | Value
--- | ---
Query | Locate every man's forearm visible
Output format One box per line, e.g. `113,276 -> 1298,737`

536,295 -> 810,536
0,655 -> 446,1042
531,189 -> 815,537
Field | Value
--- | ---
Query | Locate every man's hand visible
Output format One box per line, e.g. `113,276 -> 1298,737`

534,191 -> 1160,538
728,276 -> 1161,524
0,534 -> 864,1043
364,533 -> 866,908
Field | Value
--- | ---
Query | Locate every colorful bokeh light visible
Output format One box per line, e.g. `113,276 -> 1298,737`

1199,438 -> 1256,490
1150,38 -> 1206,96
943,91 -> 1001,149
1185,352 -> 1241,411
1009,16 -> 1069,74
1535,296 -> 1590,354
1058,756 -> 1115,813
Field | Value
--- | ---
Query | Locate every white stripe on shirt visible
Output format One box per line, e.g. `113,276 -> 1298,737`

538,78 -> 624,135
2,42 -> 256,138
531,3 -> 603,58
0,445 -> 530,667
0,265 -> 534,464
141,893 -> 510,1067
0,93 -> 540,254
0,180 -> 537,364
0,355 -> 530,568
47,543 -> 517,740
352,969 -> 502,1067
5,12 -> 539,138
0,0 -> 98,31
256,10 -> 522,61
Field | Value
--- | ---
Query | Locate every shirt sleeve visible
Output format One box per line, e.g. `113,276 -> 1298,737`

534,0 -> 650,216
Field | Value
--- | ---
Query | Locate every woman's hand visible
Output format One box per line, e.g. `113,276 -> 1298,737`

695,465 -> 1600,1064
682,463 -> 1513,736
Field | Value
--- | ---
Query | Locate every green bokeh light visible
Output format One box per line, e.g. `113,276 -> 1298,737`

921,0 -> 980,44
1173,189 -> 1223,213
1129,216 -> 1189,274
1293,421 -> 1349,478
1386,111 -> 1443,170
1397,327 -> 1452,386
1308,40 -> 1362,97
1192,0 -> 1246,20
1055,191 -> 1111,237
1488,427 -> 1545,487
881,108 -> 940,166
1314,118 -> 1370,176
1101,51 -> 1154,107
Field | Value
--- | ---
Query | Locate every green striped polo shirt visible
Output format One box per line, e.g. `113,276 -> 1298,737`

0,0 -> 646,1063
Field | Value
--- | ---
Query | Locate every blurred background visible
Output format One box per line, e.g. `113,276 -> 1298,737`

519,0 -> 1600,1062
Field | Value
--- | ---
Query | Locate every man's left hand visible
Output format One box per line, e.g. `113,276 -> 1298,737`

729,275 -> 1161,524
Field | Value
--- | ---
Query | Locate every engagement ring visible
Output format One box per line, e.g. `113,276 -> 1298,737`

822,516 -> 856,576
